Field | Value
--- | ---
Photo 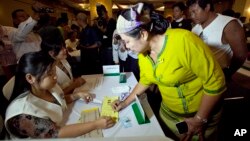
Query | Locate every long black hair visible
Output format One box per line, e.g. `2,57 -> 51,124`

186,0 -> 214,11
172,2 -> 187,11
39,26 -> 65,57
10,51 -> 55,101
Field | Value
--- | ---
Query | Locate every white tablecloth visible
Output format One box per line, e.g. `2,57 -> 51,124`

61,72 -> 166,138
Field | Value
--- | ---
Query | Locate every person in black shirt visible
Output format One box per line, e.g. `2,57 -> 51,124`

94,4 -> 116,65
76,13 -> 102,74
171,2 -> 192,31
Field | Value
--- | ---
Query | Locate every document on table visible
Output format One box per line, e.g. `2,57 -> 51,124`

78,107 -> 103,138
111,85 -> 130,101
101,96 -> 119,122
79,76 -> 103,91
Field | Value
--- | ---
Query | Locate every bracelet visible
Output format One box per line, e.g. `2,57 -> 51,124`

195,115 -> 208,124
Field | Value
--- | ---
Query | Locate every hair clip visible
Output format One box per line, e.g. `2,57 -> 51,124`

150,23 -> 153,31
130,8 -> 137,21
136,3 -> 144,14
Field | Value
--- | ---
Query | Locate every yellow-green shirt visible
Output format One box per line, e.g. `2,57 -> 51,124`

139,29 -> 226,114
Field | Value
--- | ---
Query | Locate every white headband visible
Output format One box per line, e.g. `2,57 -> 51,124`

116,16 -> 142,34
116,3 -> 144,34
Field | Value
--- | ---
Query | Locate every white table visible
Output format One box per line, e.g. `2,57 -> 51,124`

61,72 -> 168,138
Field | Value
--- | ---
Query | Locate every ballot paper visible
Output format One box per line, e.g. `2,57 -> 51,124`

78,107 -> 103,138
100,96 -> 119,122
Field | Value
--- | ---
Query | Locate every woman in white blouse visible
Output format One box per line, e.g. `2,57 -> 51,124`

40,26 -> 85,94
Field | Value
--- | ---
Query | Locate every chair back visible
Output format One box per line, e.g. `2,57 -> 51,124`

2,76 -> 15,100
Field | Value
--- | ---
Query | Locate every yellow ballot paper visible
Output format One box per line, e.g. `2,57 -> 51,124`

101,96 -> 119,122
79,107 -> 103,137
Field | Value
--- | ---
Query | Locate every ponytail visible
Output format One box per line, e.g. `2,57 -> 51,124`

148,12 -> 169,35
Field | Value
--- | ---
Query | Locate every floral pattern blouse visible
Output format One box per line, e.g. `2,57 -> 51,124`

7,114 -> 59,138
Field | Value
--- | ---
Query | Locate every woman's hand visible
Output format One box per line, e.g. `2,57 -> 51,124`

119,40 -> 126,52
180,117 -> 205,141
73,77 -> 86,88
113,34 -> 120,45
95,116 -> 116,129
75,92 -> 95,103
111,100 -> 127,111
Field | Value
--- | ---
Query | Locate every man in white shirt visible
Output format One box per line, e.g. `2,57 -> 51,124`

11,9 -> 41,60
0,3 -> 46,78
112,29 -> 140,80
187,0 -> 247,80
0,16 -> 41,78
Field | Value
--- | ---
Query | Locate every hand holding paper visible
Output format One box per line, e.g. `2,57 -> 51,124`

78,93 -> 95,103
101,96 -> 119,122
111,99 -> 126,112
80,97 -> 102,104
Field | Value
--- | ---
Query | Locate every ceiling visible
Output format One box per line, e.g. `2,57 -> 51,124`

37,0 -> 227,13
51,0 -> 186,12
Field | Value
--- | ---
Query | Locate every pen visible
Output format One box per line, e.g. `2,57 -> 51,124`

80,98 -> 102,104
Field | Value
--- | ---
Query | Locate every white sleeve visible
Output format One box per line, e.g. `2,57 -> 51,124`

65,39 -> 70,48
112,29 -> 119,63
113,44 -> 119,63
12,16 -> 37,42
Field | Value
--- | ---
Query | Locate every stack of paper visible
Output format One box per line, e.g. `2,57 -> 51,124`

79,107 -> 103,137
100,96 -> 119,122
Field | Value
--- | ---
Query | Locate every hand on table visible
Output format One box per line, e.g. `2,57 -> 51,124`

95,116 -> 116,129
76,92 -> 95,103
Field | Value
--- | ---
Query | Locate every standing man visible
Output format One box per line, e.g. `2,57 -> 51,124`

1,3 -> 44,79
76,13 -> 102,74
187,0 -> 247,81
94,4 -> 116,65
11,8 -> 41,60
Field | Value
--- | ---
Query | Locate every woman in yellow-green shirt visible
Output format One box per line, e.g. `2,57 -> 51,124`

112,2 -> 226,141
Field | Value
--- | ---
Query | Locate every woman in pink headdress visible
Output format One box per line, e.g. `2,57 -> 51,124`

112,2 -> 226,141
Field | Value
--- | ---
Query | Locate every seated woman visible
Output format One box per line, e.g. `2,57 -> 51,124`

5,52 -> 115,139
65,30 -> 79,52
40,26 -> 85,94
